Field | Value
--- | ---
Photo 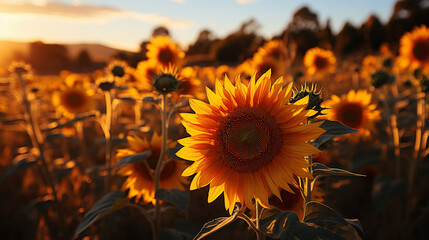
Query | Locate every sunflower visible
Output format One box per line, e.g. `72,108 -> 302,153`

254,39 -> 288,62
117,133 -> 188,204
177,66 -> 206,100
105,59 -> 133,85
52,85 -> 94,119
303,47 -> 336,77
398,25 -> 429,74
176,70 -> 325,214
134,60 -> 159,91
146,36 -> 185,69
251,55 -> 285,82
322,89 -> 380,139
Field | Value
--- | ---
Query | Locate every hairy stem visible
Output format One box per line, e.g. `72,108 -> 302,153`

154,94 -> 168,238
17,73 -> 65,235
104,90 -> 113,193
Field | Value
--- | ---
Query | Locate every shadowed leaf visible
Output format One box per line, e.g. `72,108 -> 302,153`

311,163 -> 365,177
320,120 -> 359,135
372,176 -> 407,214
194,211 -> 238,240
0,156 -> 38,182
74,190 -> 126,239
160,228 -> 192,240
43,112 -> 96,132
155,189 -> 189,215
259,209 -> 345,240
115,150 -> 151,167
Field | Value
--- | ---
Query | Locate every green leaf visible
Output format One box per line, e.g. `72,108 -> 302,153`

160,228 -> 192,240
73,190 -> 127,239
259,210 -> 345,240
0,157 -> 38,182
311,163 -> 366,177
155,189 -> 189,215
260,203 -> 364,240
304,201 -> 363,240
320,120 -> 359,136
115,150 -> 152,167
24,196 -> 54,214
43,112 -> 96,132
372,176 -> 407,214
194,211 -> 238,240
312,121 -> 358,147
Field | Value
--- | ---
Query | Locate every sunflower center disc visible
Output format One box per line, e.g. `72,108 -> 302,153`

413,40 -> 429,63
314,56 -> 328,69
158,48 -> 174,64
216,107 -> 282,173
62,91 -> 87,109
337,102 -> 364,129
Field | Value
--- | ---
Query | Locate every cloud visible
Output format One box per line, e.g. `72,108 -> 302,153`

0,1 -> 192,29
235,0 -> 259,4
169,0 -> 186,3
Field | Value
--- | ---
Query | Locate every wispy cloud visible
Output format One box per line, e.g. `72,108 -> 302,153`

235,0 -> 259,4
169,0 -> 186,3
0,1 -> 192,29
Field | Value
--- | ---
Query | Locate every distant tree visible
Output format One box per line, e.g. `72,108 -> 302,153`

210,19 -> 262,64
28,41 -> 70,74
152,26 -> 170,37
360,15 -> 386,52
75,49 -> 93,72
186,29 -> 217,55
317,19 -> 335,50
386,0 -> 429,44
335,22 -> 363,56
282,6 -> 320,56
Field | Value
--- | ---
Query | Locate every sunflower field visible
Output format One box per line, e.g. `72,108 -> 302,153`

1,1 -> 429,240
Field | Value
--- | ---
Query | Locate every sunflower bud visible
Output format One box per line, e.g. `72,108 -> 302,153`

98,81 -> 115,91
290,83 -> 326,118
153,73 -> 179,94
370,71 -> 393,88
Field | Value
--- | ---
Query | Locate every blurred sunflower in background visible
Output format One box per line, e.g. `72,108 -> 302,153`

134,60 -> 159,91
398,25 -> 429,74
177,70 -> 325,214
116,133 -> 188,204
322,89 -> 380,139
304,47 -> 336,77
177,66 -> 206,100
250,54 -> 284,82
146,36 -> 185,69
254,39 -> 288,63
52,84 -> 94,119
105,59 -> 133,85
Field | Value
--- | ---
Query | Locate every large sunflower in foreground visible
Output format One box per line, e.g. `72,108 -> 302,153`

146,36 -> 185,69
117,133 -> 188,205
398,25 -> 429,74
176,70 -> 325,214
322,89 -> 380,139
304,47 -> 336,77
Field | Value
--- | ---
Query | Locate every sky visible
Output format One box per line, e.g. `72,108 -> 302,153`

0,0 -> 398,52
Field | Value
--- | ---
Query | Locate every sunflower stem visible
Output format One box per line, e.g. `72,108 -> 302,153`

126,203 -> 156,240
17,73 -> 65,236
237,212 -> 265,240
304,155 -> 313,205
255,201 -> 260,230
104,90 -> 113,194
154,94 -> 168,238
